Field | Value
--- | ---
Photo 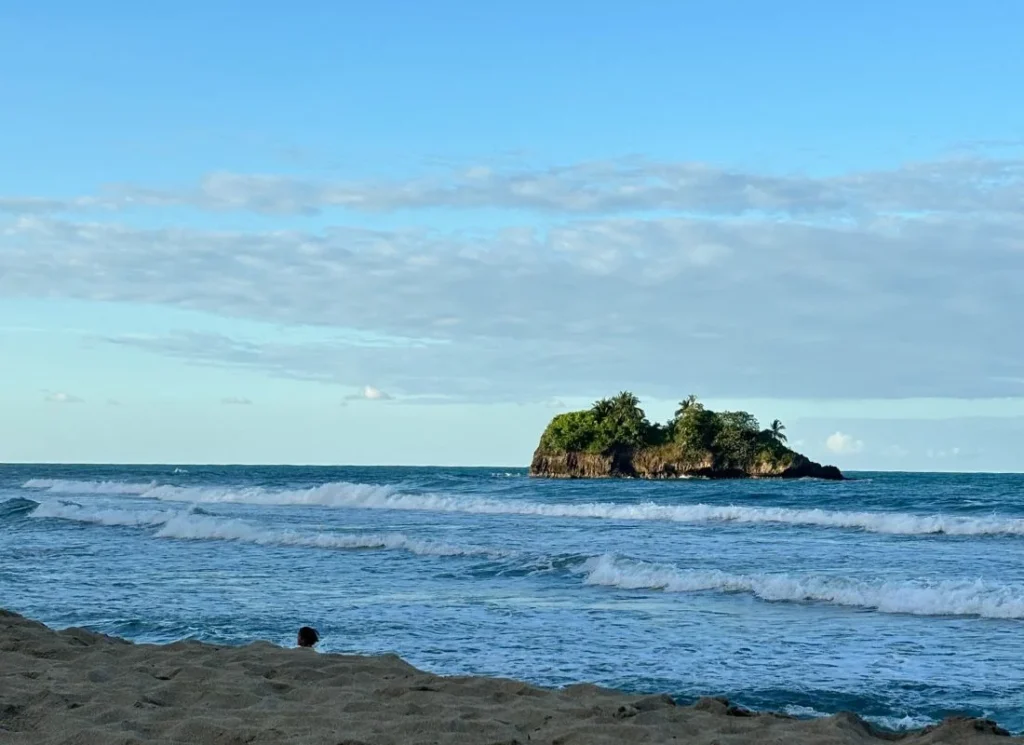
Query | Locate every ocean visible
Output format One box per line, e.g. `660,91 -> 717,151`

2,464 -> 1023,731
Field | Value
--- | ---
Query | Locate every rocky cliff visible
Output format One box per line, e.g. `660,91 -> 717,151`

530,393 -> 845,481
529,448 -> 844,480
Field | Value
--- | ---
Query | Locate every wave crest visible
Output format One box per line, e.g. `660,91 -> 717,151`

0,497 -> 40,519
21,478 -> 1024,537
154,513 -> 500,558
29,501 -> 501,559
143,481 -> 399,507
23,479 -> 157,495
146,483 -> 1024,537
30,500 -> 181,527
25,495 -> 1024,619
579,554 -> 1024,619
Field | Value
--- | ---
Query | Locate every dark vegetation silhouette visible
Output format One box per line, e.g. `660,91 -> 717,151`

537,393 -> 800,473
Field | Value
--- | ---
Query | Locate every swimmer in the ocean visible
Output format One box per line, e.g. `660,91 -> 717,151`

297,626 -> 319,648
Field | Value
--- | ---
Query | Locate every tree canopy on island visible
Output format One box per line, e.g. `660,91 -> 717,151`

537,392 -> 794,471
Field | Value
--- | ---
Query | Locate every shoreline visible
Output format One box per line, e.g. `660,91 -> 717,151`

2,609 -> 1017,744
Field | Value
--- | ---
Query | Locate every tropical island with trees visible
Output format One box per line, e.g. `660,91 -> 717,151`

529,392 -> 844,480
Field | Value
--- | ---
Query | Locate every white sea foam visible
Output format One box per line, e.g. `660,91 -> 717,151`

780,706 -> 936,732
25,493 -> 1024,619
153,513 -> 500,558
22,478 -> 1024,537
29,500 -> 500,559
146,482 -> 1024,537
142,481 -> 400,507
783,705 -> 828,719
579,554 -> 1024,619
863,714 -> 938,731
22,479 -> 157,495
30,500 -> 179,527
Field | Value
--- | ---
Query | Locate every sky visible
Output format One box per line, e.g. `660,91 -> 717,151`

1,1 -> 1023,469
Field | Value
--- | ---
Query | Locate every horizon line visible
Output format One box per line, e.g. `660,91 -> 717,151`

2,462 -> 1021,476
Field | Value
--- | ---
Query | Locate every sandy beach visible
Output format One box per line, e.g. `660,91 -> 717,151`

1,610 -> 1017,745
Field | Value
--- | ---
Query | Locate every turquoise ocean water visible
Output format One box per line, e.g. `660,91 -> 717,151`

2,465 -> 1023,730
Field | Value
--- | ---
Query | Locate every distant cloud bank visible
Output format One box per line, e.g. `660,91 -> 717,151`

3,152 -> 1021,404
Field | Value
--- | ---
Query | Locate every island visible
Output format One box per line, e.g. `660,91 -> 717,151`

529,392 -> 844,480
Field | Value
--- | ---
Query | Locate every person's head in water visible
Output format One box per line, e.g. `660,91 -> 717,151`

297,626 -> 319,648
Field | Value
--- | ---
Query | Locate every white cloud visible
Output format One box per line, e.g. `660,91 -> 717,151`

345,385 -> 393,402
782,417 -> 1009,471
44,391 -> 83,404
221,396 -> 253,405
1,152 -> 1022,404
19,208 -> 1016,402
5,155 -> 1021,217
0,196 -> 104,214
826,432 -> 865,454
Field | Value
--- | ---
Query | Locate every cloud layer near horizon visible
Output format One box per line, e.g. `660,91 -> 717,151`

2,154 -> 1022,403
2,155 -> 1022,216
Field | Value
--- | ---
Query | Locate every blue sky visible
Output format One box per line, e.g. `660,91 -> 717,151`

1,1 -> 1023,469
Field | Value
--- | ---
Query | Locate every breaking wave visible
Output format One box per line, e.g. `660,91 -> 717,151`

153,513 -> 501,558
23,493 -> 1024,619
579,554 -> 1024,619
143,481 -> 399,507
21,478 -> 1024,537
23,479 -> 157,495
140,482 -> 1024,537
0,497 -> 40,519
28,501 -> 502,559
30,500 -> 181,527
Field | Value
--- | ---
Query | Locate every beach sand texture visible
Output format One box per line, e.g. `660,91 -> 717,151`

1,610 -> 1016,745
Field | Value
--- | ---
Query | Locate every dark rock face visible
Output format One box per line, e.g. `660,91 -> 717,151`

529,449 -> 844,481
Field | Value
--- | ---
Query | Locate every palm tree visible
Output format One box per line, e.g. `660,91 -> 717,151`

769,419 -> 787,443
674,394 -> 700,419
609,391 -> 648,448
591,397 -> 614,421
611,391 -> 641,413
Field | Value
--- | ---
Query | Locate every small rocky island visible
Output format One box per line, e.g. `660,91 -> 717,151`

530,393 -> 843,480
